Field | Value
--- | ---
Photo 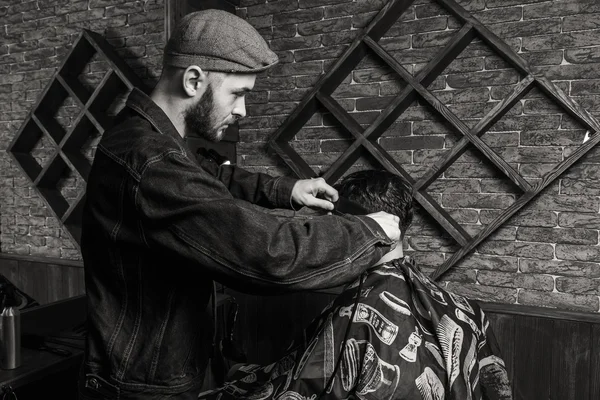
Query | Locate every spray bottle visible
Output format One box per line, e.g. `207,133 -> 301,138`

0,283 -> 21,369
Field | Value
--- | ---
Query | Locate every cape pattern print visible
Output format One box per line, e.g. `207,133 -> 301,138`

198,257 -> 513,400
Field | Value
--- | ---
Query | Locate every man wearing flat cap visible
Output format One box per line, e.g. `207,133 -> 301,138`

79,10 -> 401,400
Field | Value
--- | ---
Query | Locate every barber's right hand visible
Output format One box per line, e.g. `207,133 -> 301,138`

366,211 -> 401,244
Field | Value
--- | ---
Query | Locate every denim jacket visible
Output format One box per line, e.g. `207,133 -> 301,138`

79,88 -> 394,399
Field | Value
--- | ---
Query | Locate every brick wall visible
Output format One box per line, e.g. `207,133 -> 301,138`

1,0 -> 600,312
235,0 -> 600,312
0,0 -> 164,258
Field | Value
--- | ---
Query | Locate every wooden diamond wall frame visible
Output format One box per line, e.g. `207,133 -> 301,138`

7,30 -> 147,250
268,0 -> 600,280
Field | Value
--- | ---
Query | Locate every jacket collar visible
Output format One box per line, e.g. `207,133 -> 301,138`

126,87 -> 186,147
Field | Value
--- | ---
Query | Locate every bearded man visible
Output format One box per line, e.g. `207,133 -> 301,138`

78,10 -> 402,400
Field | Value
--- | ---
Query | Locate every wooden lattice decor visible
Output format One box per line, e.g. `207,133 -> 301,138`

268,0 -> 600,280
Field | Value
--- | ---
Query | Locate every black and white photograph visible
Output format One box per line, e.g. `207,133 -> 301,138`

0,0 -> 599,398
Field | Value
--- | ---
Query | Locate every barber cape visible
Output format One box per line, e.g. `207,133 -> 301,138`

199,257 -> 512,400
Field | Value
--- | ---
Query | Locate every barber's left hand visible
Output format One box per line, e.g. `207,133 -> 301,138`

291,177 -> 339,211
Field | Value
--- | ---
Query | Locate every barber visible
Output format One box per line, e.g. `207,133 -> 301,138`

78,9 -> 400,400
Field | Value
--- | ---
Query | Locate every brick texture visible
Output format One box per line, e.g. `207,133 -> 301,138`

2,0 -> 600,312
233,0 -> 600,312
0,0 -> 164,260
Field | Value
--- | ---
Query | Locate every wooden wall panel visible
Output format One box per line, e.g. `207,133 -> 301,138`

487,312 -> 515,390
18,260 -> 49,305
165,0 -> 238,42
226,290 -> 259,364
0,255 -> 84,305
257,292 -> 336,363
47,264 -> 85,303
591,325 -> 600,399
256,294 -> 290,363
512,316 -> 553,400
227,290 -> 335,365
0,257 -> 19,283
551,320 -> 591,400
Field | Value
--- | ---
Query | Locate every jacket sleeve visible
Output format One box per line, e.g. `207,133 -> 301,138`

216,164 -> 297,209
136,151 -> 394,293
196,151 -> 297,209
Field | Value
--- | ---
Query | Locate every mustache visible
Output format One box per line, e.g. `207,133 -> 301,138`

226,116 -> 239,124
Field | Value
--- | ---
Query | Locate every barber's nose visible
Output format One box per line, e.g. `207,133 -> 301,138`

232,97 -> 246,119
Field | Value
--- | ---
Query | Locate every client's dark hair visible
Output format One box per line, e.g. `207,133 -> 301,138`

335,169 -> 413,238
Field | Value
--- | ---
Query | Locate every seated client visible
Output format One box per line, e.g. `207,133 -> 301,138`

199,169 -> 513,400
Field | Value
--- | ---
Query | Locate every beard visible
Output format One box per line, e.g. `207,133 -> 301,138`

183,84 -> 225,142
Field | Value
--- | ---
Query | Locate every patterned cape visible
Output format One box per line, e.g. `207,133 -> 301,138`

199,257 -> 513,400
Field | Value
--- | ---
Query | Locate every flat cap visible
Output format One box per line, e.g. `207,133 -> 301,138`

164,9 -> 278,73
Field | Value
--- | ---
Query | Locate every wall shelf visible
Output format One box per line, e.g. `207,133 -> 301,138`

7,30 -> 146,250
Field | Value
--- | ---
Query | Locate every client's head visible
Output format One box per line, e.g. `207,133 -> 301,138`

335,169 -> 413,239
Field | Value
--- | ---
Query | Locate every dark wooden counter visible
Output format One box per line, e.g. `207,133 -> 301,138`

0,343 -> 82,394
0,296 -> 86,398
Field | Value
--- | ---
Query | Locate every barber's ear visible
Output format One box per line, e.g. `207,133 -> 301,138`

182,65 -> 207,97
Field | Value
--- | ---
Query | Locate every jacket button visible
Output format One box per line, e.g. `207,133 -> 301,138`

88,378 -> 99,389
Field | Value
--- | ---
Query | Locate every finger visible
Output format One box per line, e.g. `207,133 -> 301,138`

306,197 -> 334,211
315,181 -> 338,202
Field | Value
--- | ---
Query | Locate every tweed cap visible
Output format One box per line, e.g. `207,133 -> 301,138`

164,9 -> 278,73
